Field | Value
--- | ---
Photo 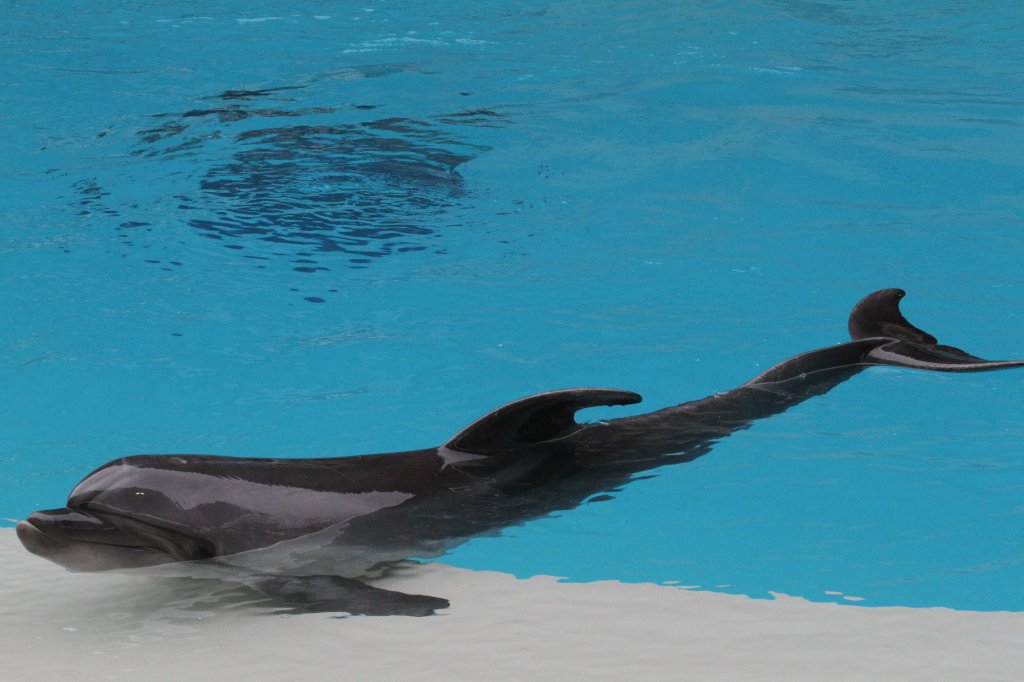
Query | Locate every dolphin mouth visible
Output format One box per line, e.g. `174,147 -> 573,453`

17,507 -> 214,572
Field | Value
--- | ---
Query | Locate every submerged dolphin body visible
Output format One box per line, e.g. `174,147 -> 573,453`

17,289 -> 1024,615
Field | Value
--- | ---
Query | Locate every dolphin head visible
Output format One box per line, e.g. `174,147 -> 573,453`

14,453 -> 411,573
16,460 -> 218,572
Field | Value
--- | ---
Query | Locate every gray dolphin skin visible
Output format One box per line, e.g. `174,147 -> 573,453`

16,289 -> 1024,615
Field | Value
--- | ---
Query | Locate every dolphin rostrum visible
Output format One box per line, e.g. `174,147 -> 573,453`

16,289 -> 1024,615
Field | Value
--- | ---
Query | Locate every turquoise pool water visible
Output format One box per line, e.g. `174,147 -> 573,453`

2,1 -> 1023,612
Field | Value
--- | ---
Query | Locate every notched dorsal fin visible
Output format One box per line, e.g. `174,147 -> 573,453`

445,388 -> 642,453
848,288 -> 937,343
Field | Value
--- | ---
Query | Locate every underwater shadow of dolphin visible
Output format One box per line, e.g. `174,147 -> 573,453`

16,289 -> 1024,616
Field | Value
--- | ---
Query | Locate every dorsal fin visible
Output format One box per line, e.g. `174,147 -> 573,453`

445,388 -> 642,453
848,288 -> 937,343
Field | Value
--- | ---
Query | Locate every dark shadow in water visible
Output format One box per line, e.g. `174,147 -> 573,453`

65,74 -> 508,280
180,119 -> 477,264
130,84 -> 506,270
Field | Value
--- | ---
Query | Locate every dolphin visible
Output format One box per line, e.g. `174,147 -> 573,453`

16,289 -> 1024,615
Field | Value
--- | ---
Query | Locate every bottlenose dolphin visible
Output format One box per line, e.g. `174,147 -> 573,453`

16,289 -> 1024,615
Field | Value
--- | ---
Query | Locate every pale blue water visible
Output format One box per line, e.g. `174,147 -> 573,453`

2,1 -> 1023,612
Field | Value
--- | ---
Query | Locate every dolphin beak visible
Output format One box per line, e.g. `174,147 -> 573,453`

21,507 -> 114,534
16,517 -> 63,557
16,507 -> 190,572
16,513 -> 140,572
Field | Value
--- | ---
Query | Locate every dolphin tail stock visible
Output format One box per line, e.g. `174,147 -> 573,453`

848,288 -> 1024,372
656,288 -> 1024,469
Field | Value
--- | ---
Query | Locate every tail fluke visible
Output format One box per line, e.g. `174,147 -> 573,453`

849,288 -> 1024,372
848,288 -> 936,344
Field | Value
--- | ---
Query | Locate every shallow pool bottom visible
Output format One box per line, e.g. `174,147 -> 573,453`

1,529 -> 1022,681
